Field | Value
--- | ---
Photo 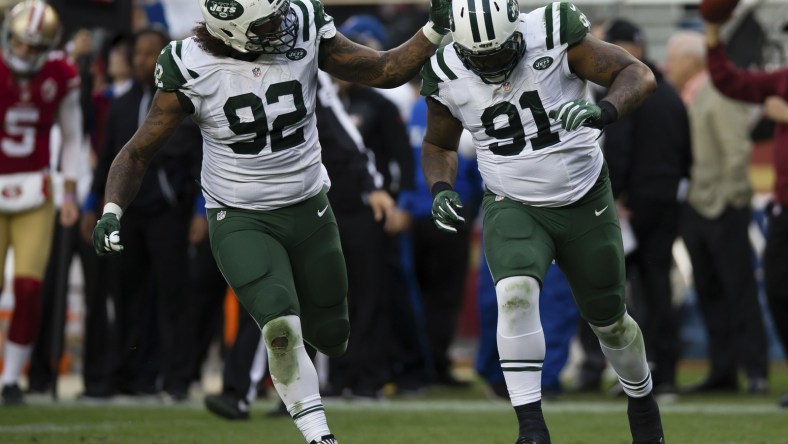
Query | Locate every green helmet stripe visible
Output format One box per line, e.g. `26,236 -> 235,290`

481,0 -> 495,41
467,0 -> 482,43
559,2 -> 568,45
544,4 -> 554,50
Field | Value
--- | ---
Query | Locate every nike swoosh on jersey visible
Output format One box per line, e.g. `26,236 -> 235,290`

317,205 -> 329,217
594,206 -> 609,216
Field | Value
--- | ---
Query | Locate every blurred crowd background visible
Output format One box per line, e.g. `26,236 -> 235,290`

1,0 -> 787,410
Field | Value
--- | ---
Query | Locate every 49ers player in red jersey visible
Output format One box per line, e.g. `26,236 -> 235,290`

0,0 -> 82,405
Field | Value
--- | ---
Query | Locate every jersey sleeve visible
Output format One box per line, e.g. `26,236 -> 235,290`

419,48 -> 457,98
155,41 -> 199,113
293,0 -> 335,41
542,2 -> 590,50
155,40 -> 197,92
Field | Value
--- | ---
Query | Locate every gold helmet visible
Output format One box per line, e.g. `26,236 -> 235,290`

2,0 -> 62,75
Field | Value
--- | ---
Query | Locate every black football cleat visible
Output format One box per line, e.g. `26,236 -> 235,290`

628,393 -> 665,444
1,384 -> 24,406
204,393 -> 250,420
310,434 -> 338,444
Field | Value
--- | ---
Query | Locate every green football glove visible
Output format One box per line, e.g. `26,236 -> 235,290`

92,212 -> 124,256
432,190 -> 465,234
423,0 -> 451,45
548,99 -> 603,131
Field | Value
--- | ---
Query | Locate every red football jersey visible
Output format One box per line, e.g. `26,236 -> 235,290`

0,51 -> 79,175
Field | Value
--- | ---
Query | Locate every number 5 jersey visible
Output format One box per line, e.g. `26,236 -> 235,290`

0,51 -> 79,175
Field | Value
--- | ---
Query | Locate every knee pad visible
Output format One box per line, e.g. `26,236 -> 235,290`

9,277 -> 42,344
262,315 -> 303,352
496,276 -> 541,337
308,318 -> 349,357
590,312 -> 638,349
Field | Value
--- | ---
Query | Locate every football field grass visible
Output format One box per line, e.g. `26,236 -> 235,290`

1,365 -> 786,444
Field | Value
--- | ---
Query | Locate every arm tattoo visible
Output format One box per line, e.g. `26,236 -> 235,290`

105,102 -> 182,209
604,65 -> 651,118
322,33 -> 436,88
584,44 -> 656,119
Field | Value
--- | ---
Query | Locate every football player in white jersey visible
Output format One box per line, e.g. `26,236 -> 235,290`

421,2 -> 663,444
91,0 -> 450,443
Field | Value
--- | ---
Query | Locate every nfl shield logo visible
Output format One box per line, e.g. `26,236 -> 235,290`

503,82 -> 511,92
217,210 -> 226,221
252,67 -> 261,78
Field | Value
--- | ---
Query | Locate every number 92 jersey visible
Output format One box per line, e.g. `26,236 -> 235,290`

421,2 -> 603,208
155,0 -> 334,210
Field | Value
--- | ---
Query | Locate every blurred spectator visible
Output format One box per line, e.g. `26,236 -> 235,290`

705,20 -> 788,407
0,0 -> 82,406
663,31 -> 769,395
27,28 -> 112,397
319,71 -> 396,399
333,19 -> 421,394
600,19 -> 692,396
81,28 -> 201,401
399,102 -> 483,388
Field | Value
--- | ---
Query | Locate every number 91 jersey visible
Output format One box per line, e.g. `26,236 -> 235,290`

155,0 -> 334,210
421,2 -> 603,208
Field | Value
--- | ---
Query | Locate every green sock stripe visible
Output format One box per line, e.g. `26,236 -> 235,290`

291,404 -> 324,420
502,366 -> 543,372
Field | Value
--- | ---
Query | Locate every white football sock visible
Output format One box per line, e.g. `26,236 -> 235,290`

263,315 -> 330,443
1,341 -> 31,386
495,276 -> 545,406
590,312 -> 652,397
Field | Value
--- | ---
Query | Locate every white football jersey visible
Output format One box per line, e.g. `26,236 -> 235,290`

155,0 -> 335,210
422,2 -> 603,208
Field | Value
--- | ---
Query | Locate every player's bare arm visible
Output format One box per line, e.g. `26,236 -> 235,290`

568,34 -> 656,118
319,31 -> 437,89
104,91 -> 187,210
421,97 -> 463,188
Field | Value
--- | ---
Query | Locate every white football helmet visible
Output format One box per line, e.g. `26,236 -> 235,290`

200,0 -> 298,54
1,0 -> 62,76
450,0 -> 524,84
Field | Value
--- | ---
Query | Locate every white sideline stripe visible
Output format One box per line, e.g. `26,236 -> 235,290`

0,423 -> 121,433
10,400 -> 783,416
319,401 -> 784,415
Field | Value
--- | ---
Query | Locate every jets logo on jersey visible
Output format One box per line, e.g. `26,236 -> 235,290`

205,0 -> 244,20
286,48 -> 307,61
533,56 -> 553,70
507,0 -> 518,22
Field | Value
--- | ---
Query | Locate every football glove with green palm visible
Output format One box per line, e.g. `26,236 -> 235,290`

92,212 -> 124,256
548,99 -> 603,131
432,190 -> 465,233
423,0 -> 451,45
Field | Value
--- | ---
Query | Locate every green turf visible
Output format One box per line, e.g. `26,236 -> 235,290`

1,364 -> 787,444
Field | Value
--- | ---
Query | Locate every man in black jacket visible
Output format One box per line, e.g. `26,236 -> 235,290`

81,28 -> 202,400
578,19 -> 692,396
